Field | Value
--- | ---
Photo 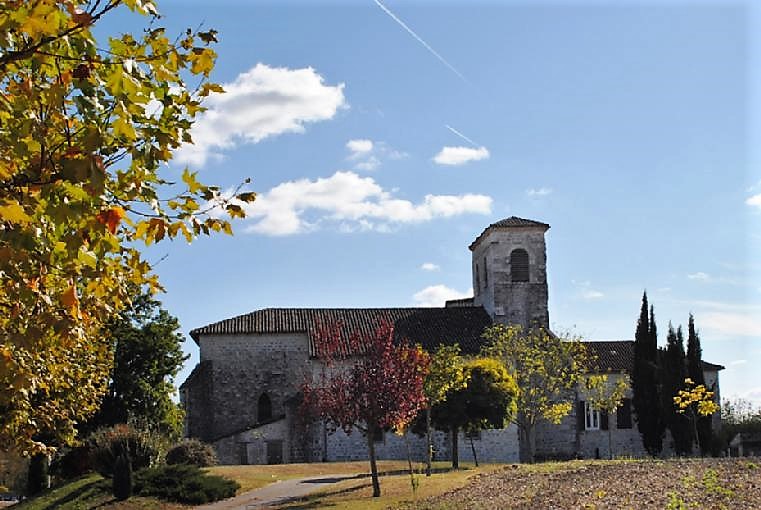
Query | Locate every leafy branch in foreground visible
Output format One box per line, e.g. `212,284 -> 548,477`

0,0 -> 255,453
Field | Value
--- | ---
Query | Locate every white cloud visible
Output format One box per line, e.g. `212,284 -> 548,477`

174,63 -> 346,166
225,171 -> 491,236
433,146 -> 490,166
572,280 -> 604,300
354,156 -> 381,172
346,139 -> 373,156
701,311 -> 761,337
688,272 -> 710,281
527,187 -> 553,197
746,193 -> 761,209
421,262 -> 440,272
345,139 -> 407,172
730,359 -> 747,366
413,284 -> 471,307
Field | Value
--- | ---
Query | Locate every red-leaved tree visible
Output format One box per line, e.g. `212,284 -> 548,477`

301,320 -> 430,497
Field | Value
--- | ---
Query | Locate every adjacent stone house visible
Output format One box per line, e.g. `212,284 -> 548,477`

181,217 -> 723,464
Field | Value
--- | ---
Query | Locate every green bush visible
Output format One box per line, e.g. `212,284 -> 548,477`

165,439 -> 217,467
135,464 -> 239,505
112,450 -> 133,501
89,424 -> 163,478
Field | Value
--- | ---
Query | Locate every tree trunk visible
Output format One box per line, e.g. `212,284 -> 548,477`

366,427 -> 381,497
425,407 -> 432,476
469,433 -> 479,467
519,425 -> 536,463
403,432 -> 417,495
451,426 -> 459,469
608,428 -> 613,460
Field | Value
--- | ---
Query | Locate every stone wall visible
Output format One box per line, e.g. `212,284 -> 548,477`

193,332 -> 313,442
324,425 -> 520,464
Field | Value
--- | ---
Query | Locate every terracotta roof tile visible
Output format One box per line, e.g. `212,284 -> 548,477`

190,307 -> 493,356
469,216 -> 550,251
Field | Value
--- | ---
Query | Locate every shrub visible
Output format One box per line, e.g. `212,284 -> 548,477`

135,464 -> 239,505
50,446 -> 92,480
112,450 -> 133,501
166,439 -> 217,467
89,424 -> 163,478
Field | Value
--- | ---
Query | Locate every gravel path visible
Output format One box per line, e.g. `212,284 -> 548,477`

195,473 -> 359,510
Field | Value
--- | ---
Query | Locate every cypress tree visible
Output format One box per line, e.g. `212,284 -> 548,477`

687,314 -> 713,454
26,453 -> 48,496
662,324 -> 692,455
632,292 -> 663,455
113,448 -> 133,501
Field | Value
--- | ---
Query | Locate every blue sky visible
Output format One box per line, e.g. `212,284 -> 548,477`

105,1 -> 760,406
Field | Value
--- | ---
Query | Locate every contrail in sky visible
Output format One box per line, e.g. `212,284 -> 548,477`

373,0 -> 468,84
445,124 -> 480,147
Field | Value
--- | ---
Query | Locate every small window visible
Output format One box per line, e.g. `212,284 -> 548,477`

585,402 -> 600,430
483,257 -> 488,287
258,393 -> 273,422
510,249 -> 529,282
475,264 -> 481,294
617,398 -> 632,429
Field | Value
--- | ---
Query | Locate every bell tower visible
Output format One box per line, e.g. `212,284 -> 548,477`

470,217 -> 550,330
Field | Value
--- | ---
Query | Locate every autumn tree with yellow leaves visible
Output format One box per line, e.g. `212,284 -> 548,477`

482,324 -> 590,463
0,0 -> 254,453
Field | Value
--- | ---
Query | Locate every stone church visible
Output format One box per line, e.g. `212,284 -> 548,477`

181,217 -> 723,464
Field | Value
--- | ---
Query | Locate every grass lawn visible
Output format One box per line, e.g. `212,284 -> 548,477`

12,473 -> 184,510
267,462 -> 503,510
207,460 -> 417,493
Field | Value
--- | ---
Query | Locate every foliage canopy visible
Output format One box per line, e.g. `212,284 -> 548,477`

482,324 -> 590,462
301,321 -> 429,497
0,1 -> 255,452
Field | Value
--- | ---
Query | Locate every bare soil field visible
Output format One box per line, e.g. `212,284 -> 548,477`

413,458 -> 761,509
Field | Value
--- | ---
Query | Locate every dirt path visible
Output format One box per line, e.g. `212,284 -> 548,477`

194,473 -> 359,510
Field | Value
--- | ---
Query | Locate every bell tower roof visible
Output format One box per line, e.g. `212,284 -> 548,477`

469,216 -> 550,251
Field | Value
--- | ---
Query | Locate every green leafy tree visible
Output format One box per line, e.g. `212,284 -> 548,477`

84,291 -> 187,438
0,1 -> 255,453
430,357 -> 517,468
582,374 -> 629,459
632,292 -> 664,456
482,324 -> 590,463
422,344 -> 467,475
686,314 -> 712,455
661,324 -> 692,455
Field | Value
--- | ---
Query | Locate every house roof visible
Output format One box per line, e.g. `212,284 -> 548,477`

190,307 -> 493,356
469,216 -> 550,251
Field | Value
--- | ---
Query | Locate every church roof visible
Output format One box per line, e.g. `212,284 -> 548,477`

190,307 -> 493,356
469,216 -> 550,251
584,340 -> 724,373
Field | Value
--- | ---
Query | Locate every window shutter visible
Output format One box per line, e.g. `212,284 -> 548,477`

617,398 -> 632,429
577,400 -> 586,431
510,249 -> 530,282
600,410 -> 609,430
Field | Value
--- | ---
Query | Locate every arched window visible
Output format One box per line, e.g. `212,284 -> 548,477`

258,393 -> 272,422
510,249 -> 529,282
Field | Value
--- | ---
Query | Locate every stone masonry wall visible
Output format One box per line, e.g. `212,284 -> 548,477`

197,333 -> 312,442
324,425 -> 520,464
